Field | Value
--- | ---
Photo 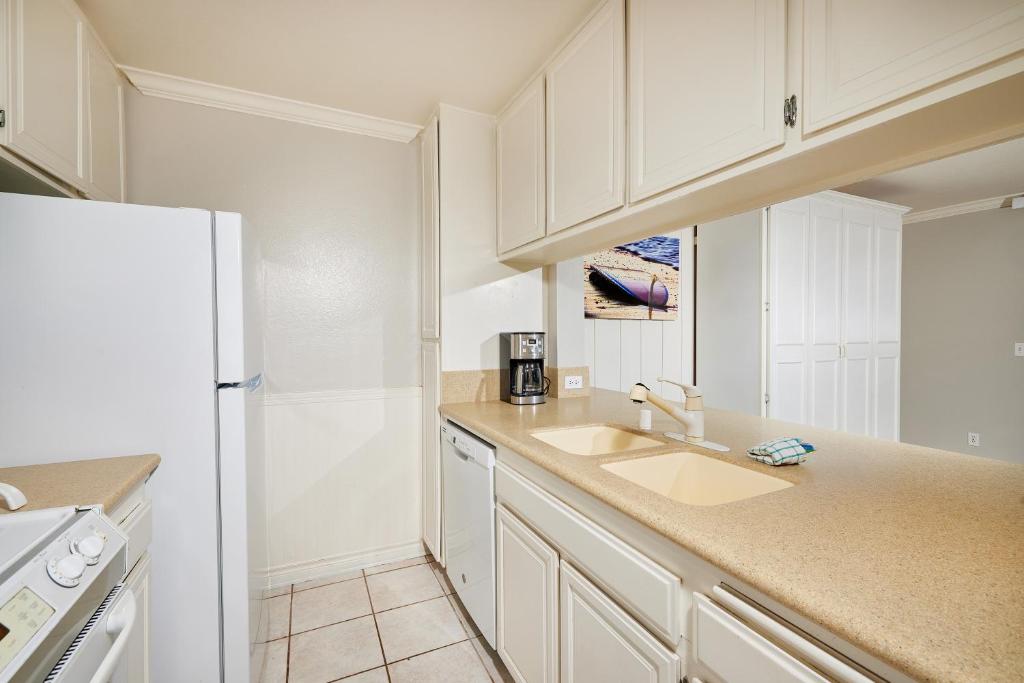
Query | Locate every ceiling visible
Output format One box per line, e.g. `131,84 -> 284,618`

77,0 -> 598,125
838,137 -> 1024,212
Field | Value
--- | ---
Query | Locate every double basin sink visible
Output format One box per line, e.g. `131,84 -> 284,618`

531,425 -> 792,507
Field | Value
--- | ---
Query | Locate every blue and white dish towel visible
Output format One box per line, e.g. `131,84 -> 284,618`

747,437 -> 815,466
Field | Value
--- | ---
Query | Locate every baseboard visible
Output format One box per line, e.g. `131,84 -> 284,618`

267,539 -> 427,588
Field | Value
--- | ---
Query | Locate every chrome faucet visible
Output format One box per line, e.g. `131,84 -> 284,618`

627,378 -> 729,452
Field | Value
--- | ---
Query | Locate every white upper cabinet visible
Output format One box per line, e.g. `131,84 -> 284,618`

421,117 -> 440,338
628,0 -> 785,202
545,0 -> 624,233
3,0 -> 126,199
803,0 -> 1024,133
84,29 -> 125,202
497,77 -> 546,253
8,0 -> 85,188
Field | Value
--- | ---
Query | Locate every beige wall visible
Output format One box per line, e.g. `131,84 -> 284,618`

901,208 -> 1024,463
125,90 -> 421,394
126,91 -> 424,581
696,210 -> 763,416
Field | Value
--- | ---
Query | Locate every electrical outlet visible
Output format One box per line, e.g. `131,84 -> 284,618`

1015,342 -> 1024,357
968,432 -> 981,447
564,375 -> 584,390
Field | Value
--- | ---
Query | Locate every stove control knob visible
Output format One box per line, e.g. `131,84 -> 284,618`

71,533 -> 106,565
48,554 -> 87,587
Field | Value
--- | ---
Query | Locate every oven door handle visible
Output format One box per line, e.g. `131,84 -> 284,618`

88,589 -> 137,683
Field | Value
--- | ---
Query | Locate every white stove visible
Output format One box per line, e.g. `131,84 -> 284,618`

0,507 -> 129,683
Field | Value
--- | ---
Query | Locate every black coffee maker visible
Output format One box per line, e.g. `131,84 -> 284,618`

500,332 -> 547,405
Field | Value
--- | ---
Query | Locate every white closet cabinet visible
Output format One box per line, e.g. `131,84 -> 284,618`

496,505 -> 559,683
421,117 -> 440,339
628,0 -> 785,202
2,0 -> 126,199
84,29 -> 125,202
804,0 -> 1024,133
767,192 -> 906,440
497,78 -> 545,253
421,340 -> 442,562
6,0 -> 84,188
560,561 -> 679,683
545,0 -> 624,233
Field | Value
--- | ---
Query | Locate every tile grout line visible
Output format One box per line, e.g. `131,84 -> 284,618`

286,593 -> 452,640
285,584 -> 294,683
363,570 -> 393,683
291,556 -> 431,594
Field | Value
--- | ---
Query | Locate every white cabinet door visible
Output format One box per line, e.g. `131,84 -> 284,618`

421,117 -> 440,339
768,198 -> 810,425
840,206 -> 874,437
804,0 -> 1024,133
421,340 -> 442,562
497,78 -> 545,253
560,561 -> 679,683
629,0 -> 785,202
496,505 -> 559,683
8,0 -> 85,188
872,212 -> 902,441
83,30 -> 124,202
545,0 -> 624,233
807,198 -> 843,431
116,552 -> 151,683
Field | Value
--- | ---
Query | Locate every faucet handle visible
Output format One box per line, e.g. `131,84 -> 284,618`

656,377 -> 701,397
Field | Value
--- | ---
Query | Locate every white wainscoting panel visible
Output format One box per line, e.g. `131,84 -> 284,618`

583,228 -> 695,400
264,387 -> 423,586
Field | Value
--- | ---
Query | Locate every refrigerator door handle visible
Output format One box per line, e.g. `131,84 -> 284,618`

218,373 -> 262,392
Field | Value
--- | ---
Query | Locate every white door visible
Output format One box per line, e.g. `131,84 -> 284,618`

496,506 -> 559,683
421,340 -> 442,562
873,212 -> 902,440
83,30 -> 124,202
497,77 -> 546,253
767,198 -> 810,424
628,0 -> 786,201
546,0 -> 624,233
8,0 -> 85,188
560,561 -> 679,683
421,117 -> 441,337
804,0 -> 1024,132
841,206 -> 874,436
807,198 -> 843,430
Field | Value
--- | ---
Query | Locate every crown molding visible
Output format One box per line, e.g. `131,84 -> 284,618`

119,66 -> 421,143
903,193 -> 1022,224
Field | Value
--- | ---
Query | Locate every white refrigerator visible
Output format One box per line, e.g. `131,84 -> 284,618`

0,192 -> 268,682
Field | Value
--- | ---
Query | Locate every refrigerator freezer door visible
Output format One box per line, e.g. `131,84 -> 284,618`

215,212 -> 264,384
0,192 -> 221,681
218,382 -> 269,683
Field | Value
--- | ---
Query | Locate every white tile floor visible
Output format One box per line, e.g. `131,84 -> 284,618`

255,555 -> 512,683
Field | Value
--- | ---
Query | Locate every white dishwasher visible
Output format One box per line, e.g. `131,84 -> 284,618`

441,421 -> 496,648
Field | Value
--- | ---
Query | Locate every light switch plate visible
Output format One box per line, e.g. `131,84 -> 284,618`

564,375 -> 584,389
1015,342 -> 1024,357
968,432 -> 981,447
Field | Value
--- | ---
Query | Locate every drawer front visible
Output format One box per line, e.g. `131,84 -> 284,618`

495,462 -> 681,643
693,593 -> 827,683
120,499 -> 152,573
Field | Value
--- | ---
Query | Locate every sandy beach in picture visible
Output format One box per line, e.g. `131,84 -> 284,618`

583,237 -> 680,321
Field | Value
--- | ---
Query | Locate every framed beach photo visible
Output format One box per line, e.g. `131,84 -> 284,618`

583,235 -> 680,321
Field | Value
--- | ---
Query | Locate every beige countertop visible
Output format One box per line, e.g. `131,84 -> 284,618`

441,390 -> 1024,683
0,454 -> 160,514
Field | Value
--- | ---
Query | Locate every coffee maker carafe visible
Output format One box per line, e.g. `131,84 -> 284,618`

500,332 -> 547,405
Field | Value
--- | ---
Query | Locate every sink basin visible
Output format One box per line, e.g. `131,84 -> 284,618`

531,425 -> 663,456
601,452 -> 793,506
